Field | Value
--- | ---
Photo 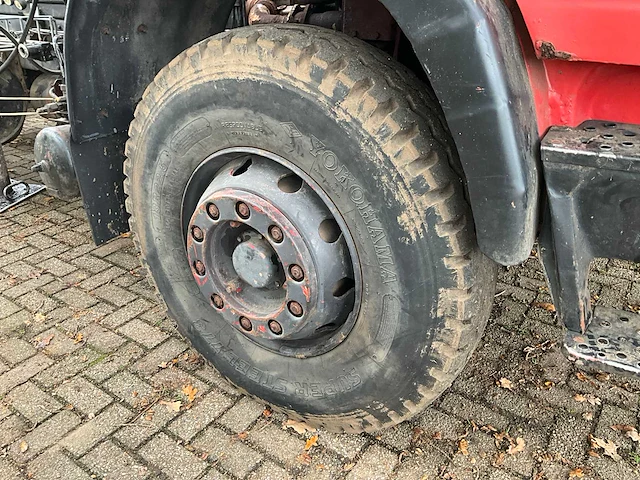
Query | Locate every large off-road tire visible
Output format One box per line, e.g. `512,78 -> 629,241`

124,25 -> 497,433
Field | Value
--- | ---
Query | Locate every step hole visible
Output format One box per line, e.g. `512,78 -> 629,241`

620,316 -> 630,322
231,158 -> 252,176
604,122 -> 617,128
578,343 -> 589,350
600,320 -> 611,327
600,144 -> 612,150
333,277 -> 355,298
319,219 -> 341,243
597,352 -> 606,358
597,337 -> 609,345
617,352 -> 628,360
622,141 -> 634,148
623,131 -> 636,137
602,133 -> 615,139
584,126 -> 597,131
277,173 -> 303,193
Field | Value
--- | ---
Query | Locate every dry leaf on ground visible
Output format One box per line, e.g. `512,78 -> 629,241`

458,439 -> 469,455
283,419 -> 316,434
498,378 -> 515,391
610,424 -> 640,442
159,400 -> 181,412
573,394 -> 601,406
182,384 -> 198,403
304,435 -> 318,451
569,467 -> 585,478
297,452 -> 312,465
33,312 -> 46,323
34,333 -> 54,349
507,437 -> 525,455
73,332 -> 83,344
19,440 -> 28,453
591,436 -> 621,461
533,302 -> 556,312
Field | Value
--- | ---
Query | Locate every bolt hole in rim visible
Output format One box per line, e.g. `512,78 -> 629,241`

182,148 -> 362,358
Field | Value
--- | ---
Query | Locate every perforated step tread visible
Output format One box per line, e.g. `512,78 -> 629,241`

565,307 -> 640,375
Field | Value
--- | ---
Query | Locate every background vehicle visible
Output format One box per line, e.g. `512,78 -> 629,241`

26,0 -> 640,432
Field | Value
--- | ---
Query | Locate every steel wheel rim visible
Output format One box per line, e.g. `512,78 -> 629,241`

182,148 -> 362,358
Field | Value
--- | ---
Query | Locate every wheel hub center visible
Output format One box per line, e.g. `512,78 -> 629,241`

232,234 -> 279,289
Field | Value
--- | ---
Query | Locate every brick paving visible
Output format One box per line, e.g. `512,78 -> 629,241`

0,119 -> 640,479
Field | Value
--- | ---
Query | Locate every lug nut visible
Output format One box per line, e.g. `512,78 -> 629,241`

191,225 -> 204,242
193,260 -> 206,276
288,300 -> 303,317
236,201 -> 250,219
207,203 -> 220,220
269,225 -> 284,243
289,264 -> 304,281
211,294 -> 224,309
268,320 -> 283,335
239,316 -> 252,331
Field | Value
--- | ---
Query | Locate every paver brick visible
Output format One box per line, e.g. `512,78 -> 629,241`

10,410 -> 81,461
218,396 -> 265,433
80,440 -> 150,479
0,415 -> 28,448
0,457 -> 23,480
103,371 -> 154,407
169,389 -> 234,440
132,338 -> 188,377
91,284 -> 137,307
346,444 -> 397,480
5,382 -> 62,423
53,377 -> 112,416
139,432 -> 206,480
53,287 -> 98,309
27,446 -> 92,480
0,337 -> 36,364
0,353 -> 53,395
249,421 -> 307,467
101,298 -> 154,329
61,403 -> 134,456
83,343 -> 144,382
117,318 -> 168,348
192,426 -> 263,478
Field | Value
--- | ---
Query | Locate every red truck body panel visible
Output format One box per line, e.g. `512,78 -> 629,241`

516,0 -> 640,131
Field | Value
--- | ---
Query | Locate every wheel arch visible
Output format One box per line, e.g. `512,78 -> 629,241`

65,0 -> 539,265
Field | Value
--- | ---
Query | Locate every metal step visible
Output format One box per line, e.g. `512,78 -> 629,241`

565,307 -> 640,375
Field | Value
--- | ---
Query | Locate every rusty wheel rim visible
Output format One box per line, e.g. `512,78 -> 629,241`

184,150 -> 361,358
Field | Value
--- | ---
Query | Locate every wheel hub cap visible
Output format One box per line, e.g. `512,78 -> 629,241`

185,154 -> 358,352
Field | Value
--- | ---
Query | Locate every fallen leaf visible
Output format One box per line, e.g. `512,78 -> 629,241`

262,408 -> 272,418
19,440 -> 28,453
492,452 -> 505,467
533,302 -> 556,312
35,333 -> 54,349
591,436 -> 621,461
159,400 -> 181,412
498,378 -> 514,391
182,384 -> 198,403
610,424 -> 640,442
343,463 -> 355,472
569,468 -> 585,478
158,361 -> 169,369
73,332 -> 83,344
235,431 -> 248,440
576,372 -> 589,382
582,412 -> 594,421
573,394 -> 601,406
304,435 -> 318,451
297,452 -> 312,465
507,437 -> 525,455
33,312 -> 46,323
458,439 -> 469,455
284,419 -> 316,434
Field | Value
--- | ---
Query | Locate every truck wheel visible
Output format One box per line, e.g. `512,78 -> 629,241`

124,25 -> 496,433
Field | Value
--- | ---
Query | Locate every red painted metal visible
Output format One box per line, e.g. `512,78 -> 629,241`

517,0 -> 640,66
515,0 -> 640,132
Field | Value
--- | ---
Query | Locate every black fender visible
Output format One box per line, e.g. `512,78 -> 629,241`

63,0 -> 539,265
380,0 -> 540,265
